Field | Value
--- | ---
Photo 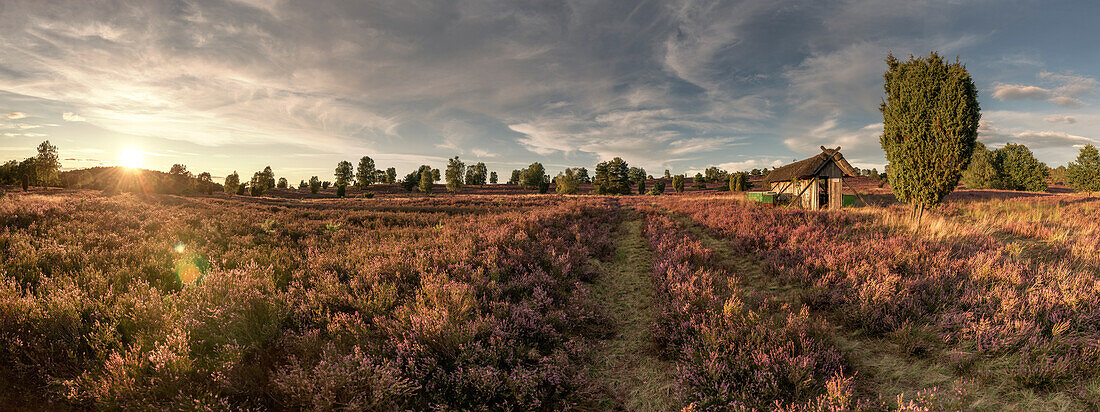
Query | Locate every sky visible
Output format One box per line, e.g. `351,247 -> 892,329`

1,0 -> 1098,183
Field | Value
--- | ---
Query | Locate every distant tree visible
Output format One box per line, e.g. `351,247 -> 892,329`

335,161 -> 354,188
309,176 -> 321,194
35,140 -> 60,187
729,172 -> 751,191
197,172 -> 214,194
750,168 -> 762,176
250,171 -> 266,196
636,177 -> 646,194
521,162 -> 546,189
508,169 -> 522,185
322,181 -> 331,189
704,166 -> 726,183
431,169 -> 440,182
0,160 -> 18,185
1066,144 -> 1100,196
336,184 -> 346,198
693,173 -> 706,189
628,167 -> 647,186
401,171 -> 419,191
261,166 -> 275,191
356,156 -> 376,187
223,171 -> 240,195
446,156 -> 465,192
593,157 -> 631,195
961,142 -> 1002,189
418,167 -> 434,194
386,167 -> 397,183
18,158 -> 36,190
880,52 -> 980,223
664,169 -> 671,179
277,177 -> 288,189
995,143 -> 1048,192
555,168 -> 580,194
672,175 -> 684,193
169,164 -> 192,194
573,167 -> 590,183
465,162 -> 487,185
650,180 -> 666,195
489,171 -> 498,184
299,180 -> 307,190
538,178 -> 550,194
1050,165 -> 1067,186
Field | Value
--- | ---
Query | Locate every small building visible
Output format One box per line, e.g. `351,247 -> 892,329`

763,146 -> 859,210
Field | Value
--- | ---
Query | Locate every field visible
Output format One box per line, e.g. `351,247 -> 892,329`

2,184 -> 1099,410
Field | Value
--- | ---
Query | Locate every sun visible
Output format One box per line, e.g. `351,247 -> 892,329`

119,147 -> 144,169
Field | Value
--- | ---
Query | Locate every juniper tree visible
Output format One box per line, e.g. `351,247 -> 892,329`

1067,144 -> 1100,196
309,176 -> 321,194
693,173 -> 706,189
880,52 -> 980,224
672,175 -> 684,193
356,156 -> 376,187
418,167 -> 434,194
960,142 -> 1001,189
995,143 -> 1048,192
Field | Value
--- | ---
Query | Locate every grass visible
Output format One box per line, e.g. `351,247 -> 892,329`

590,212 -> 678,411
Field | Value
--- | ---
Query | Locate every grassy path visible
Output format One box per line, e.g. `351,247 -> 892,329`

591,213 -> 678,411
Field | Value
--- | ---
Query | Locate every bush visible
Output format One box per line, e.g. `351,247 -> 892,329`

336,185 -> 346,198
649,180 -> 665,195
673,175 -> 684,193
362,191 -> 375,199
995,143 -> 1049,192
693,173 -> 706,189
961,142 -> 1002,189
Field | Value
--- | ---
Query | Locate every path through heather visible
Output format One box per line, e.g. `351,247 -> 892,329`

591,211 -> 678,411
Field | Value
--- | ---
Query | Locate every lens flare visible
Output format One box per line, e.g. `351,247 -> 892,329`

119,147 -> 144,169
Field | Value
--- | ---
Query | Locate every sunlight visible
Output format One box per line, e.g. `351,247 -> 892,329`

119,147 -> 144,169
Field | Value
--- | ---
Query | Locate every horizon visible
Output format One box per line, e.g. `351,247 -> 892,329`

2,1 -> 1099,183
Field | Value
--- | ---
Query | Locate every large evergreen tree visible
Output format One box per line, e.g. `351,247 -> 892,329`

356,156 -> 376,187
1067,144 -> 1100,196
994,143 -> 1048,192
960,141 -> 1002,189
880,52 -> 980,221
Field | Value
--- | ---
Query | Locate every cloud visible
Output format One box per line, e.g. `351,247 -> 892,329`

5,112 -> 26,119
62,112 -> 85,122
992,84 -> 1051,101
979,120 -> 1096,148
1044,114 -> 1077,124
992,72 -> 1097,107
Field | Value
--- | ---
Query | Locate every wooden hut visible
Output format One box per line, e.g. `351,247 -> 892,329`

764,146 -> 859,210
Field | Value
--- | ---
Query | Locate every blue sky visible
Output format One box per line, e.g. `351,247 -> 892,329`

1,0 -> 1098,182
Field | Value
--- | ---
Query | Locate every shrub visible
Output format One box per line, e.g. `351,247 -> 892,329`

224,171 -> 240,194
995,143 -> 1049,192
673,175 -> 684,193
309,176 -> 321,194
961,142 -> 1002,189
362,191 -> 375,199
1067,144 -> 1100,195
336,185 -> 346,198
693,173 -> 706,189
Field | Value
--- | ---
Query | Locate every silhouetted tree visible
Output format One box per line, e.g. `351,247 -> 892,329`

277,177 -> 288,189
489,171 -> 498,184
169,164 -> 192,194
309,176 -> 321,193
593,158 -> 631,195
508,169 -> 522,185
35,140 -> 60,187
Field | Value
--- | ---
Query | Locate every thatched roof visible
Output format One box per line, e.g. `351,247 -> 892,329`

764,146 -> 859,183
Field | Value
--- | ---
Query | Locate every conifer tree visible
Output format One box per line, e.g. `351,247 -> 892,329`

960,142 -> 1001,189
418,167 -> 434,194
995,143 -> 1048,192
356,156 -> 376,187
880,52 -> 980,223
1067,144 -> 1100,196
672,175 -> 684,193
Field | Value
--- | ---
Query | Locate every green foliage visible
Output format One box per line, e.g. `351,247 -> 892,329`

729,172 -> 751,191
445,156 -> 465,193
664,170 -> 671,179
879,52 -> 980,212
520,162 -> 545,189
994,143 -> 1048,192
704,166 -> 726,183
197,172 -> 214,195
309,176 -> 321,194
593,157 -> 631,195
648,180 -> 666,195
465,162 -> 487,185
673,175 -> 684,193
637,178 -> 646,194
169,164 -> 193,194
336,184 -> 346,198
489,171 -> 498,184
418,168 -> 434,194
334,161 -> 354,188
693,173 -> 706,189
277,177 -> 288,189
628,167 -> 646,186
554,169 -> 580,194
356,156 -> 376,187
573,167 -> 590,183
538,180 -> 550,194
249,167 -> 275,196
1067,144 -> 1100,195
385,167 -> 397,183
35,140 -> 60,187
508,169 -> 521,185
224,171 -> 240,195
960,142 -> 1002,189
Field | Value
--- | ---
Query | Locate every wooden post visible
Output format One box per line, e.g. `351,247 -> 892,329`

806,178 -> 820,210
828,178 -> 842,209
